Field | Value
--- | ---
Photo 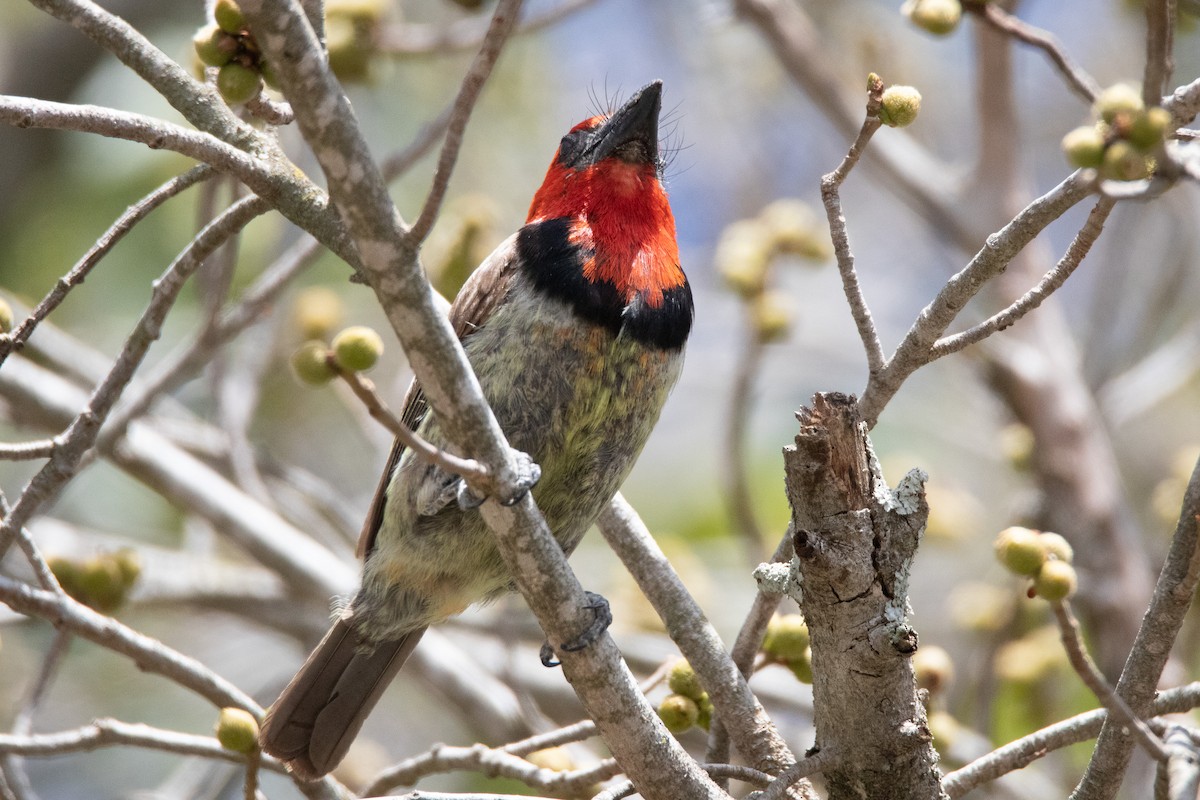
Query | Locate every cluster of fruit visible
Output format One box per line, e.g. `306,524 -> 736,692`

993,525 -> 1078,601
192,0 -> 276,106
656,658 -> 716,735
1063,84 -> 1174,182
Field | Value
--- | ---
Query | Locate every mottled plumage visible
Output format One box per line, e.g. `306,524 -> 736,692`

260,81 -> 691,779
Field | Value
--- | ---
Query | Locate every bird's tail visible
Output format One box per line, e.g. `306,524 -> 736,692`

259,616 -> 426,780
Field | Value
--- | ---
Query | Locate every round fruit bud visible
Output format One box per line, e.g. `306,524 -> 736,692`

763,614 -> 810,662
902,0 -> 962,36
326,14 -> 374,83
993,526 -> 1046,577
1095,83 -> 1144,125
696,693 -> 715,731
1033,559 -> 1078,602
787,647 -> 814,684
913,645 -> 955,696
1039,532 -> 1073,564
760,199 -> 829,261
332,326 -> 384,372
751,291 -> 793,344
525,746 -> 574,773
216,62 -> 262,106
214,0 -> 246,34
716,219 -> 772,298
0,297 -> 13,334
1102,141 -> 1151,181
215,707 -> 259,753
657,693 -> 699,734
667,658 -> 705,701
259,60 -> 280,90
1061,126 -> 1106,169
193,24 -> 235,68
47,556 -> 83,599
291,340 -> 336,385
1127,107 -> 1173,151
879,85 -> 922,128
78,555 -> 128,612
292,286 -> 344,339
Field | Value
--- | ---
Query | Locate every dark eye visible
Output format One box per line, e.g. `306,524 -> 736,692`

556,130 -> 588,167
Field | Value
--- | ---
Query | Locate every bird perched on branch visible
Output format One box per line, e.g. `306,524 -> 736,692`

260,81 -> 693,779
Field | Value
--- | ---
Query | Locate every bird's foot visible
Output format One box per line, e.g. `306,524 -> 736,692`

456,449 -> 541,510
539,591 -> 613,668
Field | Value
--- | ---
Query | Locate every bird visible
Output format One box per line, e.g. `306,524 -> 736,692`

259,80 -> 693,780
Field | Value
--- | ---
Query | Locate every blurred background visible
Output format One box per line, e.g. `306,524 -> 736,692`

1,0 -> 1199,797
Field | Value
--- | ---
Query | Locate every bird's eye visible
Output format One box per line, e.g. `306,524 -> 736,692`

557,130 -> 588,167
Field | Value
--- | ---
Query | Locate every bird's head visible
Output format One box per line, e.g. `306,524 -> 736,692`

526,81 -> 683,307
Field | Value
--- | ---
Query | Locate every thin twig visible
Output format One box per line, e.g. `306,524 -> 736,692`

403,0 -> 523,245
723,333 -> 768,564
819,75 -> 886,376
0,575 -> 260,712
755,748 -> 839,800
1,630 -> 73,800
377,0 -> 597,54
0,440 -> 59,461
1073,448 -> 1200,799
859,170 -> 1094,428
0,196 -> 269,562
930,196 -> 1116,358
331,358 -> 490,486
0,165 -> 213,368
0,718 -> 279,771
963,0 -> 1100,102
598,496 -> 799,781
704,530 -> 791,769
1053,600 -> 1169,762
597,764 -> 773,800
1142,0 -> 1176,105
944,682 -> 1200,798
360,741 -> 618,797
243,749 -> 262,800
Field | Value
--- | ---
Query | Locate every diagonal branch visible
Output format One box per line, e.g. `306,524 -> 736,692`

963,0 -> 1101,102
0,196 -> 269,563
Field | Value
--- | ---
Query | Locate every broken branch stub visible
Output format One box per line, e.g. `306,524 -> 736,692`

783,392 -> 946,800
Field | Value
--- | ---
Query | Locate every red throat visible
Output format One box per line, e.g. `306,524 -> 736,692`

527,152 -> 684,307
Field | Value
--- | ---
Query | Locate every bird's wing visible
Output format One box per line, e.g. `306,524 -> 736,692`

356,233 -> 521,559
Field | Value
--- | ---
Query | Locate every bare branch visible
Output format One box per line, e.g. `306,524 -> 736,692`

819,76 -> 886,375
1053,600 -> 1168,762
0,575 -> 260,712
404,0 -> 525,245
0,164 -> 213,368
0,95 -> 362,270
360,741 -> 618,797
860,171 -> 1094,427
963,0 -> 1101,102
1073,452 -> 1200,799
0,439 -> 58,461
723,334 -> 768,563
330,357 -> 490,486
377,0 -> 598,54
944,683 -> 1200,798
930,196 -> 1116,358
598,496 -> 800,782
0,718 -> 282,771
0,195 -> 269,562
1143,0 -> 1176,105
756,748 -> 840,800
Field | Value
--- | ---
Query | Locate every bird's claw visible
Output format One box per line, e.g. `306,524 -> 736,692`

539,591 -> 613,668
499,450 -> 541,506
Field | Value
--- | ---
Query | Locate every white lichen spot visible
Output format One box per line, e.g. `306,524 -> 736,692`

323,149 -> 349,182
754,562 -> 795,597
899,719 -> 921,738
880,468 -> 928,515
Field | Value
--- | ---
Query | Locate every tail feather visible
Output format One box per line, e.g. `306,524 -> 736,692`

260,617 -> 426,780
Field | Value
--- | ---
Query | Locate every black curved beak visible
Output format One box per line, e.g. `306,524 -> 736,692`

579,80 -> 662,168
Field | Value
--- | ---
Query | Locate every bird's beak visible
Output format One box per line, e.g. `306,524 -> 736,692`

579,80 -> 662,168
